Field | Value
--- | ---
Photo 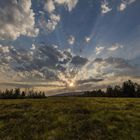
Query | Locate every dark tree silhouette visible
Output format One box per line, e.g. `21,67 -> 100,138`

122,80 -> 136,97
0,88 -> 47,99
83,80 -> 140,98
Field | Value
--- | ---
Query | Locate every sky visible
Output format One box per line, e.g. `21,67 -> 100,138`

0,0 -> 140,94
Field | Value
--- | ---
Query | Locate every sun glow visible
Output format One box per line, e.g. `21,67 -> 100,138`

69,82 -> 74,87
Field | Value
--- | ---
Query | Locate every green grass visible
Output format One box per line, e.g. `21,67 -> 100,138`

0,98 -> 140,140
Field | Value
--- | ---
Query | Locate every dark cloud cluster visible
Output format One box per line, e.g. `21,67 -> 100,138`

93,57 -> 139,77
77,78 -> 103,85
94,57 -> 133,69
0,44 -> 88,82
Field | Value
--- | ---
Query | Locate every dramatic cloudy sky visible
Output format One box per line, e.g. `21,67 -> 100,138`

0,0 -> 140,94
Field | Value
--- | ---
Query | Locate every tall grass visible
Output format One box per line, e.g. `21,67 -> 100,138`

0,98 -> 140,140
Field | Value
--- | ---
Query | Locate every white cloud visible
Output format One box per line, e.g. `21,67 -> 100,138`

101,0 -> 112,14
46,14 -> 61,32
0,45 -> 10,53
41,0 -> 78,33
95,47 -> 105,55
85,37 -> 91,43
108,44 -> 123,51
68,35 -> 75,45
39,14 -> 61,32
0,0 -> 39,40
54,0 -> 78,11
44,0 -> 55,13
118,0 -> 136,11
44,0 -> 79,13
119,3 -> 127,11
31,44 -> 36,50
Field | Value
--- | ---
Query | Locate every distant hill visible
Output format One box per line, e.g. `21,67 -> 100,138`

51,91 -> 84,97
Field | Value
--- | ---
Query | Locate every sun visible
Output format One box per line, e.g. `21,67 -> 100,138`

69,82 -> 74,87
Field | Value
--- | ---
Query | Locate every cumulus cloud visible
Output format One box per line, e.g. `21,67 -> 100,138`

41,0 -> 79,33
0,0 -> 39,40
101,0 -> 112,14
68,35 -> 75,45
118,0 -> 136,11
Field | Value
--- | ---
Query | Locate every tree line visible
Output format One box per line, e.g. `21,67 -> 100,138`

83,80 -> 140,97
0,88 -> 46,99
1,80 -> 140,99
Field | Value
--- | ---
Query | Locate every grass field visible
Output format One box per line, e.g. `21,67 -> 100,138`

0,98 -> 140,140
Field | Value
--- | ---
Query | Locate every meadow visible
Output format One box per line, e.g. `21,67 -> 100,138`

0,97 -> 140,140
